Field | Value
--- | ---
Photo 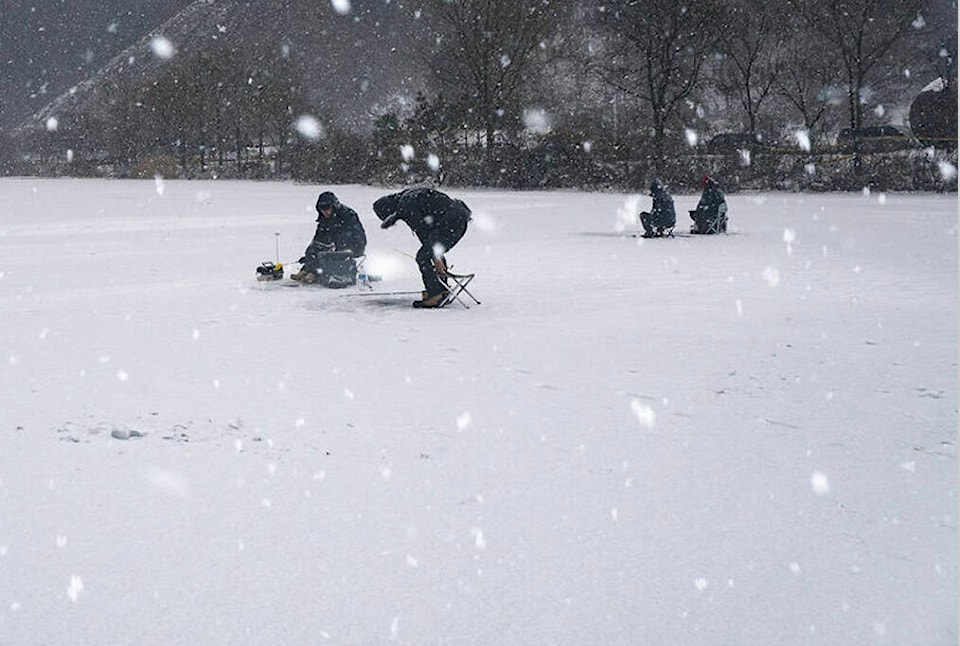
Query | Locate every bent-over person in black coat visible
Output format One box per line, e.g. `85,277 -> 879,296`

373,187 -> 471,308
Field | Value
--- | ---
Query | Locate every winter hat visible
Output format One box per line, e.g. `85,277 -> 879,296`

373,193 -> 401,221
316,191 -> 339,211
700,175 -> 712,187
649,179 -> 664,194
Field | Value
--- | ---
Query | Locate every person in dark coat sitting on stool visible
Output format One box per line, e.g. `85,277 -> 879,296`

373,187 -> 471,308
291,191 -> 367,287
639,179 -> 676,238
689,175 -> 728,234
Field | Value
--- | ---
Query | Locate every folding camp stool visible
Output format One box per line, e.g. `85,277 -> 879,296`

439,270 -> 481,309
640,225 -> 674,238
705,203 -> 729,234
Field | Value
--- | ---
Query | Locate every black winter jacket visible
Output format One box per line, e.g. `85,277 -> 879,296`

373,188 -> 471,245
307,204 -> 366,256
649,184 -> 676,228
694,181 -> 726,222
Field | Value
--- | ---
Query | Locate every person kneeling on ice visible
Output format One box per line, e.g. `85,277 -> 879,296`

373,187 -> 471,308
689,175 -> 728,234
639,179 -> 676,238
291,191 -> 367,288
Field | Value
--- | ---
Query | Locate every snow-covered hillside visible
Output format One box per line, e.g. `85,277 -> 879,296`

0,179 -> 956,645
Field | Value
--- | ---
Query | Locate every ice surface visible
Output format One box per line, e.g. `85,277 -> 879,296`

0,179 -> 955,645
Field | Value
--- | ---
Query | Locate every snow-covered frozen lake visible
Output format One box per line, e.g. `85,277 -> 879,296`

0,178 -> 956,644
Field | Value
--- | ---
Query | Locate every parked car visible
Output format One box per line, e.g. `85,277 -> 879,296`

837,125 -> 919,153
706,132 -> 763,154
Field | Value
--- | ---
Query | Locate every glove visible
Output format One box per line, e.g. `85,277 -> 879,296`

297,256 -> 307,264
380,213 -> 401,229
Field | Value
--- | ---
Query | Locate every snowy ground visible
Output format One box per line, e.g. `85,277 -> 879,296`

0,178 -> 956,645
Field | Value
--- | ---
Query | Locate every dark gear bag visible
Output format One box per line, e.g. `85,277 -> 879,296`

316,251 -> 358,288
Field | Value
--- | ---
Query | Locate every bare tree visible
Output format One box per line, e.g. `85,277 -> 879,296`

714,0 -> 785,135
590,0 -> 728,173
789,0 -> 925,137
774,13 -> 844,146
417,0 -> 564,171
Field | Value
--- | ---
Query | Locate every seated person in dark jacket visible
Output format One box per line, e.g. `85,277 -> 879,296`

373,187 -> 471,308
689,175 -> 728,234
639,179 -> 676,238
291,191 -> 367,287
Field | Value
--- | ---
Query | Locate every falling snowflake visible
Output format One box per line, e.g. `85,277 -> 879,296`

45,116 -> 58,132
522,108 -> 552,135
938,161 -> 957,181
761,266 -> 780,287
399,144 -> 415,162
456,411 -> 472,431
810,471 -> 830,495
390,616 -> 400,640
331,0 -> 351,14
794,129 -> 811,152
294,115 -> 324,141
427,153 -> 440,171
685,129 -> 698,147
615,194 -> 642,233
630,399 -> 656,429
471,527 -> 487,550
67,575 -> 84,602
150,36 -> 176,60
